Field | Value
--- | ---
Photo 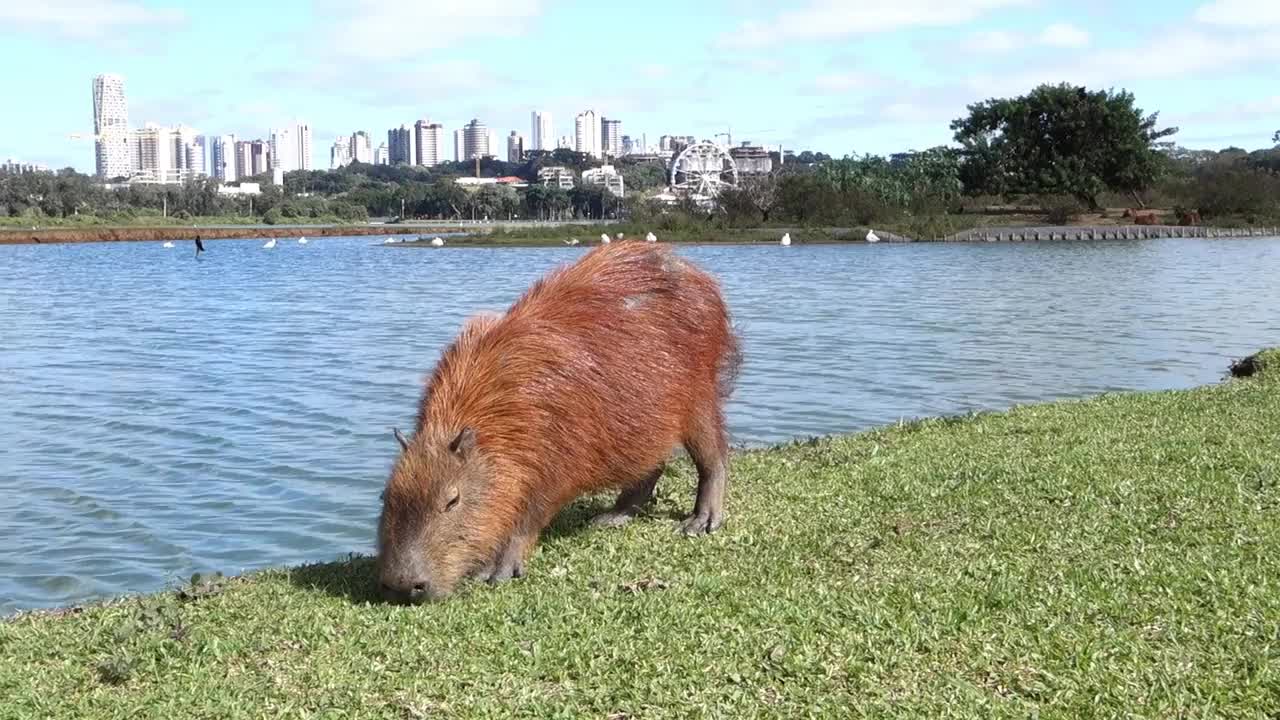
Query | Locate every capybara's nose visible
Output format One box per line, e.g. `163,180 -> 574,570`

379,578 -> 434,605
407,582 -> 430,603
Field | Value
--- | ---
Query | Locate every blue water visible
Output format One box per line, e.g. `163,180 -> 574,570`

2,235 -> 1278,613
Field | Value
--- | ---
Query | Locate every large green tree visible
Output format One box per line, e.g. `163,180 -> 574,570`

951,83 -> 1177,209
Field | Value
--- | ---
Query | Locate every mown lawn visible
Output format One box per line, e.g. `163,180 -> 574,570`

2,351 -> 1278,719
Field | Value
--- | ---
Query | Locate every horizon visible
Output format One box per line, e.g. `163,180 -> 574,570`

1,0 -> 1277,173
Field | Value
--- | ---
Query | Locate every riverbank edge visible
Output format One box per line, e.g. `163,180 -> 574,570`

5,223 -> 1278,247
4,347 -> 1274,624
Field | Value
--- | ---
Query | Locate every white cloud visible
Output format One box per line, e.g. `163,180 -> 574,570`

719,0 -> 1034,48
959,23 -> 1088,53
1038,23 -> 1090,48
0,1 -> 184,39
1024,28 -> 1277,85
1172,95 -> 1280,125
1194,0 -> 1280,27
313,0 -> 545,61
962,30 -> 1023,52
638,64 -> 672,80
811,72 -> 883,93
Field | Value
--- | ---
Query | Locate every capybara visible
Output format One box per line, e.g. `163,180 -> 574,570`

377,241 -> 741,603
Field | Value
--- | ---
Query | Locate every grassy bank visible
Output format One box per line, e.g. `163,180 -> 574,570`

3,350 -> 1279,718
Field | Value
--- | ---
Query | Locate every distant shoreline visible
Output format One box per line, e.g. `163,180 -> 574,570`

2,223 -> 1275,247
0,225 -> 440,245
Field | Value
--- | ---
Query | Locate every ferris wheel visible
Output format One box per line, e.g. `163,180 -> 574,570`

669,141 -> 738,200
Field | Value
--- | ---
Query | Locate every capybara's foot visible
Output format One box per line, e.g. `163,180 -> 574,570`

484,559 -> 524,584
483,531 -> 535,584
677,510 -> 724,536
590,510 -> 639,528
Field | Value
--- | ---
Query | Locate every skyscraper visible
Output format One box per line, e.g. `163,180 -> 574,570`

388,125 -> 415,165
133,124 -> 174,183
350,131 -> 373,164
331,139 -> 351,169
211,134 -> 237,182
270,123 -> 312,172
575,110 -> 601,158
191,134 -> 208,176
601,118 -> 622,158
454,129 -> 465,162
92,73 -> 132,179
488,129 -> 502,160
531,111 -> 553,151
413,120 -> 445,166
374,142 -> 389,165
235,139 -> 272,178
507,131 -> 524,163
462,119 -> 488,160
173,125 -> 205,178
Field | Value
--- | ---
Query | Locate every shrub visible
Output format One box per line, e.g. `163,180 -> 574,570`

1043,196 -> 1084,224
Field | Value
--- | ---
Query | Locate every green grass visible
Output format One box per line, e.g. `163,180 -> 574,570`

4,350 -> 1279,718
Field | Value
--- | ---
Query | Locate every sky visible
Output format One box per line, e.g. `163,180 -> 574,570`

1,0 -> 1277,172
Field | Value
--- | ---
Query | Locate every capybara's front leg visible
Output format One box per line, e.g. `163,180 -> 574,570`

678,411 -> 729,536
590,467 -> 661,528
483,527 -> 538,584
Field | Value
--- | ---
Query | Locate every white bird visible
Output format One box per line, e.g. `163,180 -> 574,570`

162,241 -> 175,248
430,237 -> 445,247
298,236 -> 308,244
645,232 -> 658,243
564,238 -> 580,246
616,232 -> 624,240
780,232 -> 791,246
263,238 -> 277,249
866,229 -> 880,243
383,237 -> 397,244
600,233 -> 611,244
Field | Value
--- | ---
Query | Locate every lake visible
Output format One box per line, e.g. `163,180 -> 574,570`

2,235 -> 1278,613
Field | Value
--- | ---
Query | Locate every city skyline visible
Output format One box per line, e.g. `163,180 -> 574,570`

2,1 -> 1278,172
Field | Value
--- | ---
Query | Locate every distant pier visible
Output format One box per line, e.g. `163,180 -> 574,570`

937,225 -> 1279,243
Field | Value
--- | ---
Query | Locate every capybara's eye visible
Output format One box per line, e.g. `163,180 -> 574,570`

444,492 -> 460,512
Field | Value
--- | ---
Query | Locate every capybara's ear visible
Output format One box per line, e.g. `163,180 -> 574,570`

393,427 -> 410,452
449,427 -> 476,457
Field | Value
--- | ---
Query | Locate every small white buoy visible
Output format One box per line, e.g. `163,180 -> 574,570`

162,241 -> 175,248
430,237 -> 445,247
866,229 -> 880,243
600,233 -> 611,244
645,232 -> 657,243
298,236 -> 308,244
263,238 -> 277,249
780,232 -> 791,246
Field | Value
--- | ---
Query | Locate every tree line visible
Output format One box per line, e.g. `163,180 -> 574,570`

3,84 -> 1278,228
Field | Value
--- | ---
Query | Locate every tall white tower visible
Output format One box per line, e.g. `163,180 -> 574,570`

575,110 -> 601,158
531,111 -> 553,151
92,73 -> 133,178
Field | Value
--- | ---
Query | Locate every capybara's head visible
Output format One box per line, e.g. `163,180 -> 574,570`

377,426 -> 492,603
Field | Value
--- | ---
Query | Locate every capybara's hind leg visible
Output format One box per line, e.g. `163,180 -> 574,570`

678,409 -> 729,536
590,467 -> 661,528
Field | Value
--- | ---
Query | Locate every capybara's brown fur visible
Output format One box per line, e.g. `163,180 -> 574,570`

377,241 -> 741,603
